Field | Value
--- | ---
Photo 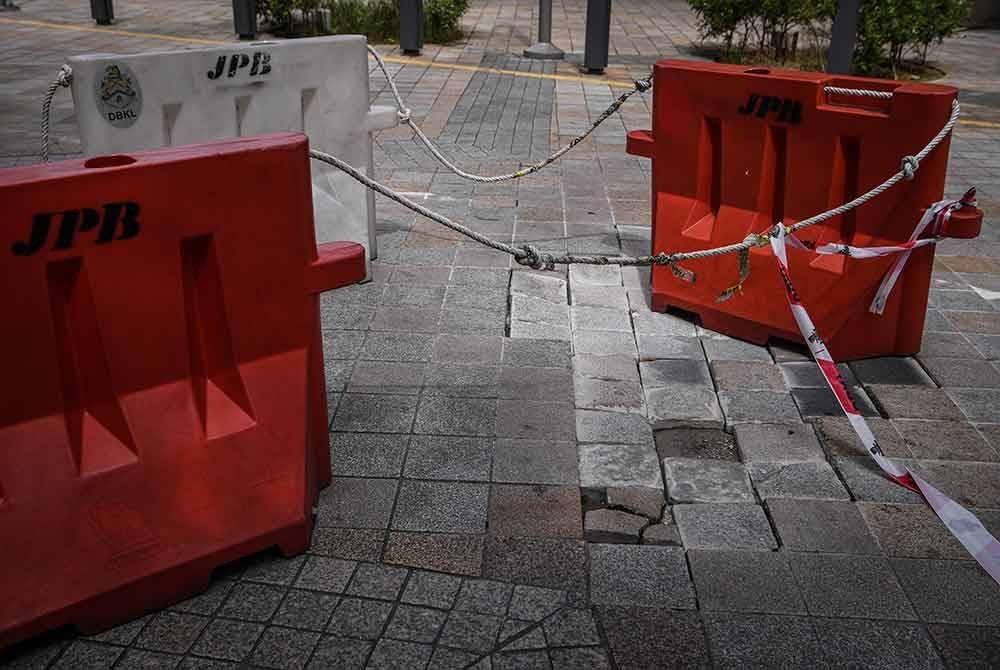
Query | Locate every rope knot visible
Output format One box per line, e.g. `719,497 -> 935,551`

901,155 -> 919,181
634,77 -> 652,92
397,108 -> 412,124
517,244 -> 553,271
57,64 -> 73,88
744,232 -> 770,248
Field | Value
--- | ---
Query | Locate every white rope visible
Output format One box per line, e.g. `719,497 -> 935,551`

41,64 -> 73,163
823,86 -> 895,99
366,45 -> 651,183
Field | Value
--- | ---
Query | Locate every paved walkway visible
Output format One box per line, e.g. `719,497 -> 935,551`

1,0 -> 999,668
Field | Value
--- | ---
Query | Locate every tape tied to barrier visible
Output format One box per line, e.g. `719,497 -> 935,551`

769,224 -> 1000,585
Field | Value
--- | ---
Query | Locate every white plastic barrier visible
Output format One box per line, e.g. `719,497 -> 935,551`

68,35 -> 396,272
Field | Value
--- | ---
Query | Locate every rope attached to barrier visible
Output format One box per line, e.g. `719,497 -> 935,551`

41,64 -> 73,163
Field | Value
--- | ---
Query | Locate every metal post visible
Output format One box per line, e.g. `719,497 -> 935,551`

524,0 -> 564,60
583,0 -> 611,74
827,0 -> 860,74
232,0 -> 257,40
0,0 -> 21,13
90,0 -> 114,25
400,0 -> 424,56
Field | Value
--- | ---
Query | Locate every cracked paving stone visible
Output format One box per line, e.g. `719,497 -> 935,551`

642,521 -> 682,546
606,486 -> 664,518
584,508 -> 647,543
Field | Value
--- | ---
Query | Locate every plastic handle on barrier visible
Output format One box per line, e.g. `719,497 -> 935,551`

936,201 -> 983,239
626,130 -> 656,159
305,241 -> 366,294
366,105 -> 400,132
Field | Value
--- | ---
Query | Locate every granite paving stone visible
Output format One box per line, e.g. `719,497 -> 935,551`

571,284 -> 628,309
500,366 -> 574,401
848,357 -> 935,385
509,320 -> 572,341
414,396 -> 497,435
597,608 -> 710,670
306,636 -> 372,670
779,360 -> 857,388
367,639 -> 434,669
497,620 -> 546,651
570,305 -> 631,332
392,481 -> 489,533
250,627 -> 320,669
811,619 -> 944,670
432,334 -> 503,365
606,486 -> 665,519
191,619 -> 264,661
918,331 -> 983,358
866,385 -> 965,420
703,613 -> 822,670
891,558 -> 1000,624
492,438 -> 578,484
488,484 -> 583,539
636,335 -> 703,361
907,460 -> 1000,507
309,528 -> 384,562
717,390 -> 802,426
630,310 -> 699,337
642,521 -> 682,546
767,499 -> 879,553
589,544 -> 696,608
749,461 -> 849,500
438,611 -> 504,652
330,432 -> 408,478
639,359 -> 711,387
490,650 -> 551,668
294,556 -> 357,593
483,538 -> 588,604
573,376 -> 646,413
548,648 -> 612,669
710,360 -> 787,391
734,423 -> 825,463
167,581 -> 233,617
833,457 -> 924,503
510,271 -> 567,303
945,387 -> 1000,421
584,509 -> 647,543
860,502 -> 984,559
48,641 -> 123,669
507,586 -> 566,621
673,504 -> 777,551
928,624 -> 1000,668
383,605 -> 448,644
113,650 -> 182,670
362,332 -> 434,362
134,613 -> 208,654
497,401 -> 576,440
326,597 -> 394,639
401,570 -> 463,610
568,264 -> 621,287
345,563 -> 409,601
688,550 -> 807,614
918,356 -> 1000,387
575,409 -> 653,445
86,615 -> 151,646
502,338 -> 572,368
701,337 -> 772,362
331,394 -> 418,433
542,609 -> 601,647
241,555 -> 306,587
317,478 -> 398,529
573,330 -> 638,357
646,385 -> 724,429
403,435 -> 493,480
571,354 -> 640,384
218,582 -> 284,622
791,385 -> 880,418
891,418 -> 998,460
423,364 -> 501,397
510,294 -> 570,329
789,554 -> 916,620
814,416 -> 910,458
454,579 -> 515,616
654,427 -> 739,461
662,458 -> 754,503
427,647 -> 481,669
384,532 -> 485,576
579,443 -> 663,489
273,590 -> 339,631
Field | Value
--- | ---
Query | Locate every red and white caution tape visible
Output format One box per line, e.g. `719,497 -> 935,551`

814,237 -> 938,259
770,224 -> 1000,586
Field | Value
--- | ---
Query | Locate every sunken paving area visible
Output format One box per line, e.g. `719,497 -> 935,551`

2,0 -> 1000,668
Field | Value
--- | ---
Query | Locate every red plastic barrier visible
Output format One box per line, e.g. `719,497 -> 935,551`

0,133 -> 364,649
627,61 -> 982,360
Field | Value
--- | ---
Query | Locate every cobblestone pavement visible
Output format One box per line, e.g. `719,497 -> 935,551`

2,0 -> 1000,668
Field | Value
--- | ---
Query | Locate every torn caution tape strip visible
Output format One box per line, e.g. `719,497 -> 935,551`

770,224 -> 1000,586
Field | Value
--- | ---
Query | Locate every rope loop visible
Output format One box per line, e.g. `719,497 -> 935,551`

901,155 -> 919,181
634,77 -> 652,93
56,64 -> 73,87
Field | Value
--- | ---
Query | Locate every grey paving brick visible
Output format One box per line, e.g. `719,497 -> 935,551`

654,427 -> 738,461
371,306 -> 442,333
689,550 -> 806,614
945,387 -> 1000,421
704,613 -> 822,670
414,396 -> 497,436
892,419 -> 998,460
509,320 -> 572,341
928,624 -> 1000,668
168,581 -> 232,617
511,271 -> 567,302
636,335 -> 703,361
748,461 -> 849,500
317,478 -> 398,529
218,582 -> 284,622
502,338 -> 572,368
367,639 -> 434,670
432,334 -> 503,365
768,499 -> 879,553
646,385 -> 724,429
812,619 -> 944,670
331,394 -> 418,433
326,597 -> 393,639
919,331 -> 983,358
454,578 -> 514,616
135,612 -> 208,654
450,267 -> 509,288
191,619 -> 264,661
814,416 -> 910,458
589,544 -> 696,608
488,484 -> 583,539
573,330 -> 637,356
492,438 -> 578,485
483,537 -> 588,605
791,386 -> 880,418
919,356 -> 1000,387
702,337 -> 772,362
307,636 -> 372,670
362,332 -> 434,362
113,650 -> 181,670
909,460 -> 1000,507
673,504 -> 777,551
310,528 -> 383,562
574,376 -> 646,413
294,556 -> 357,593
401,570 -> 463,610
249,627 -> 320,669
424,364 -> 501,397
575,409 -> 653,445
579,443 -> 663,489
497,400 -> 576,440
734,423 -> 824,463
631,310 -> 699,337
321,302 -> 374,331
663,458 -> 754,503
381,285 -> 446,309
392,481 -> 489,533
548,648 -> 611,669
866,385 -> 965,420
491,649 -> 551,669
390,265 -> 452,286
385,532 -> 484,577
331,432 -> 408,478
585,508 -> 647,543
718,390 -> 802,426
427,647 -> 481,669
849,357 -> 935,385
324,358 -> 355,393
500,366 -> 574,401
779,360 -> 857,388
445,286 -> 509,311
404,435 -> 493,481
438,611 -> 503,652
710,360 -> 787,392
508,585 -> 567,621
789,553 -> 915,620
543,608 -> 601,646
597,608 -> 709,670
86,615 -> 151,645
384,605 -> 448,644
273,590 -> 339,631
639,359 -> 711,387
570,305 -> 631,332
860,502 -> 999,559
49,641 -> 124,670
568,264 -> 621,287
345,563 -> 408,601
440,307 -> 507,335
571,283 -> 628,309
833,457 -> 924,503
574,353 -> 640,382
511,294 -> 570,328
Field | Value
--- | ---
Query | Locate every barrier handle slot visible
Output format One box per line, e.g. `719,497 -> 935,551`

626,130 -> 655,159
305,241 -> 366,294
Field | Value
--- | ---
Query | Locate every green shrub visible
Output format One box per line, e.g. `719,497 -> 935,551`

854,0 -> 969,76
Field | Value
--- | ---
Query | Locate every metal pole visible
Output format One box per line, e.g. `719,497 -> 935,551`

232,0 -> 257,40
400,0 -> 424,56
90,0 -> 114,25
827,0 -> 860,74
0,0 -> 21,13
583,0 -> 611,74
524,0 -> 564,60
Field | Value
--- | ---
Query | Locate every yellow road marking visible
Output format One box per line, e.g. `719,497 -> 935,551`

2,15 -> 999,128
